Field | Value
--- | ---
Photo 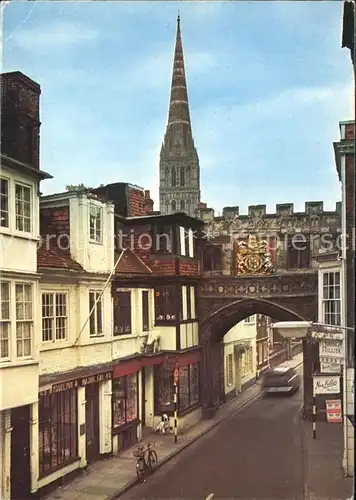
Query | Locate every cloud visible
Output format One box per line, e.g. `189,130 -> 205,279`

11,21 -> 98,49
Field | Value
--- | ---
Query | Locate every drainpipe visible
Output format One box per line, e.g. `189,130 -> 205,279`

340,154 -> 348,477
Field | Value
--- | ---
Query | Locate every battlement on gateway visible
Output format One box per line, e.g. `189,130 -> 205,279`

196,201 -> 341,222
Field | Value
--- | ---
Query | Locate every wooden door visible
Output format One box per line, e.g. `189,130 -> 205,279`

85,384 -> 100,463
11,405 -> 31,500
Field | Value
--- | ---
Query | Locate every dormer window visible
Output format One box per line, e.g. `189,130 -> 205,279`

89,205 -> 102,243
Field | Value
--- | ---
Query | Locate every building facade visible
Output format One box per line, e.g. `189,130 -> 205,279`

333,119 -> 355,477
159,16 -> 201,217
92,182 -> 205,440
34,190 -> 116,492
223,316 -> 258,401
0,72 -> 52,500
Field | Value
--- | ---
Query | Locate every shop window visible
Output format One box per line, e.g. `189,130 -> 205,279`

112,373 -> 138,428
154,365 -> 174,413
179,363 -> 200,411
142,290 -> 149,331
39,388 -> 78,476
226,354 -> 233,386
154,286 -> 176,322
114,291 -> 131,335
286,235 -> 310,269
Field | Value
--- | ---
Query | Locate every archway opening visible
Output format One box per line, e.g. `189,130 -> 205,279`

199,298 -> 313,416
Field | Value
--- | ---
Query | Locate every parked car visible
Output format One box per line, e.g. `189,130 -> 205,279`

262,366 -> 300,395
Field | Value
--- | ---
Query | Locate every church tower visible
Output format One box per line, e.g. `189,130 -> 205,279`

159,15 -> 201,217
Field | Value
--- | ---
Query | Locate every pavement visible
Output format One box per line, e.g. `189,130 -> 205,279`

42,352 -> 353,500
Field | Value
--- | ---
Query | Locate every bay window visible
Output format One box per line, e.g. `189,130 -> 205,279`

39,388 -> 78,476
322,271 -> 341,326
155,286 -> 176,322
112,374 -> 138,428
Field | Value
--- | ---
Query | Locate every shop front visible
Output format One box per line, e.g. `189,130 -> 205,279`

37,368 -> 112,491
152,349 -> 201,431
112,359 -> 140,454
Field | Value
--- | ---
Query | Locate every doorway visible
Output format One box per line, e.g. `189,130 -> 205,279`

85,384 -> 100,464
11,405 -> 31,500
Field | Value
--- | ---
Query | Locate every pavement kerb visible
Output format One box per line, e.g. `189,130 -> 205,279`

109,360 -> 303,500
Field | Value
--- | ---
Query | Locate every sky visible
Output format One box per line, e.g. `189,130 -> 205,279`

2,1 -> 354,215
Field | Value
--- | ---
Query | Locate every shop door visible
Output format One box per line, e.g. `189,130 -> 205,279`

85,384 -> 100,463
11,405 -> 31,500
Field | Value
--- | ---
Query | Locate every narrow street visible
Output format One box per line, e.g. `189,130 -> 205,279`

121,368 -> 305,500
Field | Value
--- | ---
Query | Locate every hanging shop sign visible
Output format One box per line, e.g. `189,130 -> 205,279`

326,399 -> 342,423
320,358 -> 342,374
313,375 -> 340,395
312,330 -> 344,341
319,339 -> 343,359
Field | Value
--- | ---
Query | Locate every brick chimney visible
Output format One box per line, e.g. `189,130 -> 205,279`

144,190 -> 154,214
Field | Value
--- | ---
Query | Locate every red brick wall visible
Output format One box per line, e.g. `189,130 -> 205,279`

40,207 -> 70,241
127,187 -> 145,217
345,123 -> 355,140
179,260 -> 199,276
150,259 -> 176,275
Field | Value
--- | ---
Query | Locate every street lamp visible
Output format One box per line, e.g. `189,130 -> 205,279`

272,321 -> 311,339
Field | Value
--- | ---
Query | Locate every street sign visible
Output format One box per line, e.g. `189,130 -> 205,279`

326,399 -> 342,423
173,367 -> 179,385
313,375 -> 340,395
319,339 -> 343,359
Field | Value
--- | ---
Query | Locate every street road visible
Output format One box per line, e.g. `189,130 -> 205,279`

121,368 -> 305,500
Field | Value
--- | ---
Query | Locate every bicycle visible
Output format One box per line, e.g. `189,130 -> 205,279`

133,441 -> 158,482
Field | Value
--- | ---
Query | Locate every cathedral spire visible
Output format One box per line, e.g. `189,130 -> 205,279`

159,15 -> 201,217
166,14 -> 192,132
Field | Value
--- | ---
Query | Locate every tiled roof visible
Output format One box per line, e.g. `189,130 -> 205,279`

115,249 -> 152,275
37,245 -> 84,271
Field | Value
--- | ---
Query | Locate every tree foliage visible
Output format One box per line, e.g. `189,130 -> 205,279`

65,183 -> 91,192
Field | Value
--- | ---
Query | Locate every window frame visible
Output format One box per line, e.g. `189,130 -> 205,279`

142,290 -> 149,332
113,291 -> 132,336
286,234 -> 311,270
154,286 -> 176,323
89,204 -> 103,243
322,271 -> 341,326
203,245 -> 222,271
178,363 -> 200,413
152,225 -> 173,253
38,388 -> 78,477
0,176 -> 9,229
15,182 -> 32,234
15,282 -> 33,358
0,281 -> 11,360
41,291 -> 68,342
89,291 -> 103,337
